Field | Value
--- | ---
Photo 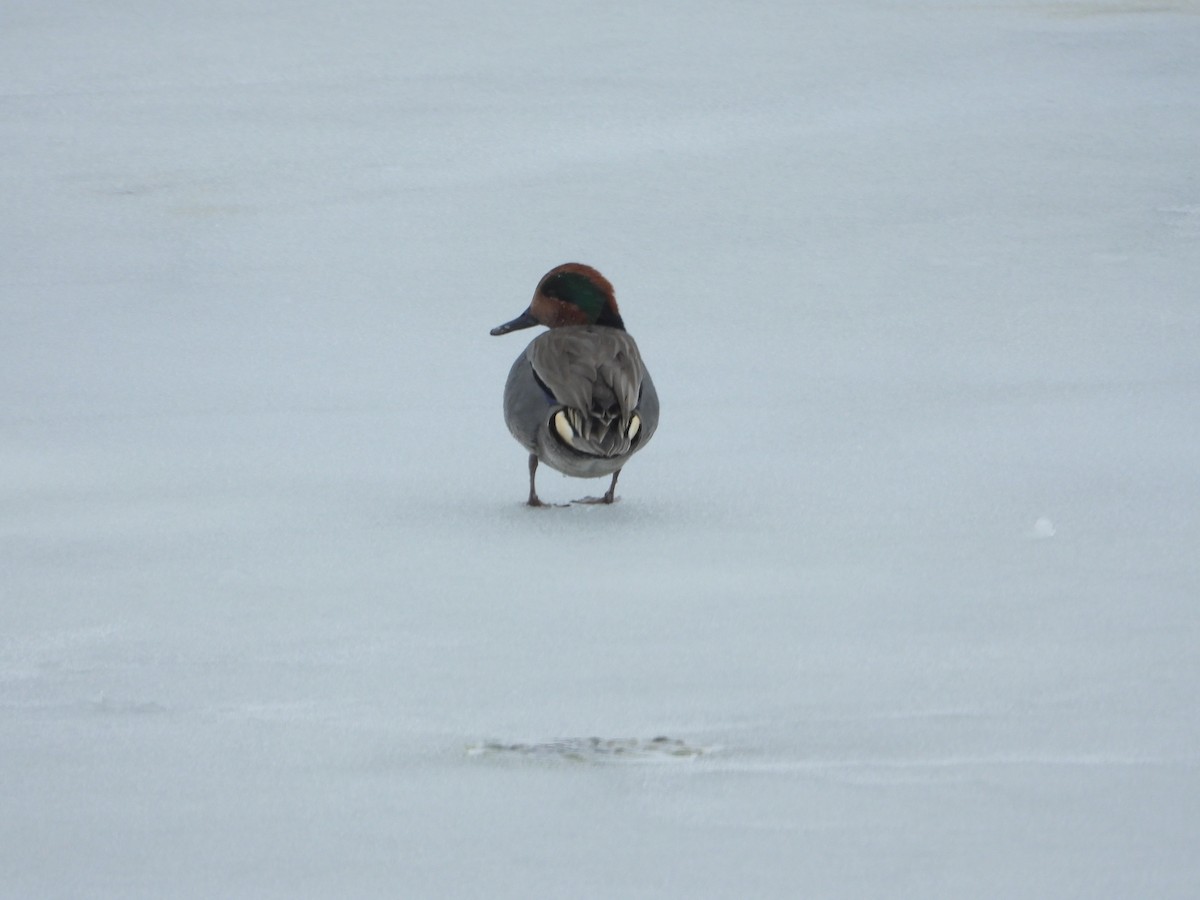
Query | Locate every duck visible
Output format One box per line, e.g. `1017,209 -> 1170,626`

490,263 -> 659,506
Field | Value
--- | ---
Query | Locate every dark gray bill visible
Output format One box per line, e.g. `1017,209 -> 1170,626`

490,309 -> 539,336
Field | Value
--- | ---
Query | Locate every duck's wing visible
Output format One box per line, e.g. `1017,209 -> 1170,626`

526,327 -> 648,458
527,327 -> 642,414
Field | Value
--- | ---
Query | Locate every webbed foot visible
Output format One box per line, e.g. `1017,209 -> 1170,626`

570,469 -> 621,505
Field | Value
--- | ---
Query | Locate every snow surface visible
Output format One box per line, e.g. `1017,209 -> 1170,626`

3,1 -> 1199,896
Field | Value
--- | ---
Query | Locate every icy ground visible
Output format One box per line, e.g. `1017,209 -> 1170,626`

3,1 -> 1199,897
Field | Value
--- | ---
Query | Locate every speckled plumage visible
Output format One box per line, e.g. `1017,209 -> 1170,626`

490,264 -> 659,506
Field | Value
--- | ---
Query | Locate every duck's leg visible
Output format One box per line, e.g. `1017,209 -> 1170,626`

526,453 -> 545,507
602,468 -> 621,504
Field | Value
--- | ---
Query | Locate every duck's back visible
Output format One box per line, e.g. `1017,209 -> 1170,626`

503,325 -> 657,475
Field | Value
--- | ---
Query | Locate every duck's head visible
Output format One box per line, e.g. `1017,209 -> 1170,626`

490,263 -> 626,336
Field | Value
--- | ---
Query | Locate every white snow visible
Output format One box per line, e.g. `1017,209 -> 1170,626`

3,1 -> 1199,897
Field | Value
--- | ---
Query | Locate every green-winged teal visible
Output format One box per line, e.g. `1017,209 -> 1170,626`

490,263 -> 659,506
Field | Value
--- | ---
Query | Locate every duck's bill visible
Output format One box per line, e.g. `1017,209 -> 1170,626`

490,309 -> 539,336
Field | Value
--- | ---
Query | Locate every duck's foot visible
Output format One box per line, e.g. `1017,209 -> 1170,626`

527,496 -> 568,508
571,469 -> 621,505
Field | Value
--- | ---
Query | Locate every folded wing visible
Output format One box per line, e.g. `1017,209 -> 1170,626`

527,327 -> 646,459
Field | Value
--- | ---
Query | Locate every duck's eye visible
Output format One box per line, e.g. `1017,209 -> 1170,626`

628,413 -> 641,440
553,410 -> 578,447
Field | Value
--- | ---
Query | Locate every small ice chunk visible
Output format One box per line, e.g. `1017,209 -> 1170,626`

1032,517 -> 1056,539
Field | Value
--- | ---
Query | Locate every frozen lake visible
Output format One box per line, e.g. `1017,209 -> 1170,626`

3,1 -> 1199,896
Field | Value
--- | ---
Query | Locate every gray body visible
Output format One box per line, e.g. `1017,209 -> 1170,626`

502,325 -> 659,479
